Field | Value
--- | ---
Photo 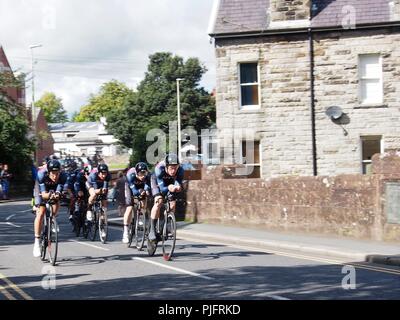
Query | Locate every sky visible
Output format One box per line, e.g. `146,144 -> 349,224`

0,0 -> 217,118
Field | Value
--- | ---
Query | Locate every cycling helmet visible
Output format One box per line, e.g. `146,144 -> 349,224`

47,159 -> 61,172
83,164 -> 92,174
135,162 -> 148,174
165,153 -> 179,166
98,163 -> 109,173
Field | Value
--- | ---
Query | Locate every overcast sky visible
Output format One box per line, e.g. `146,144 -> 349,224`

0,0 -> 216,118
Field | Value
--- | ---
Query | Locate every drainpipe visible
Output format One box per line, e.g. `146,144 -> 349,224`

309,6 -> 318,176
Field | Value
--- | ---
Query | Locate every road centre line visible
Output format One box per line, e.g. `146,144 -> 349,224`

179,235 -> 400,276
0,274 -> 33,300
133,257 -> 214,280
6,214 -> 16,220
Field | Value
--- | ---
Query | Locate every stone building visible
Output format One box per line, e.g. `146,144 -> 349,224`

208,0 -> 400,179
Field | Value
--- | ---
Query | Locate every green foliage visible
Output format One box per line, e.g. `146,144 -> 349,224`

107,52 -> 215,165
35,92 -> 68,123
73,80 -> 135,122
0,101 -> 35,174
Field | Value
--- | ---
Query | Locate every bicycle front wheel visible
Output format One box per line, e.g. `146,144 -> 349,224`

162,212 -> 176,261
98,210 -> 108,244
48,218 -> 58,266
135,210 -> 146,251
88,211 -> 98,241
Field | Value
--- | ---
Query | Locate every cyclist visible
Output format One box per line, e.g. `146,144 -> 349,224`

85,163 -> 111,238
149,154 -> 184,241
122,162 -> 151,243
64,159 -> 79,223
33,159 -> 69,257
71,164 -> 91,232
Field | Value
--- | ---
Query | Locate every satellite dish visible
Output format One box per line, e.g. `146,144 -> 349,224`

325,106 -> 343,120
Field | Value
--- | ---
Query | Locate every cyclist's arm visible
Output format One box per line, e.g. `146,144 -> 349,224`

155,167 -> 168,195
103,173 -> 111,190
173,167 -> 185,189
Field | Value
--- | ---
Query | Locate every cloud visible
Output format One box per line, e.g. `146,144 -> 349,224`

1,0 -> 216,116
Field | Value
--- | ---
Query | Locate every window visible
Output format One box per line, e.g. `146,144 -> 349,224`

359,54 -> 383,105
240,140 -> 261,178
239,63 -> 259,108
361,136 -> 382,174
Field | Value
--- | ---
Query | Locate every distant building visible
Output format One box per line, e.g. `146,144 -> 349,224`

49,117 -> 128,157
1,44 -> 54,164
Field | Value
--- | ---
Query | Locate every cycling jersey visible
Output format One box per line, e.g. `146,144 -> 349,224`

152,161 -> 184,196
87,168 -> 111,190
126,167 -> 151,196
74,170 -> 88,193
37,168 -> 69,194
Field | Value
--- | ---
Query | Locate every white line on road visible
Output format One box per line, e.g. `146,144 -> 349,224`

69,240 -> 110,251
5,214 -> 16,221
18,209 -> 34,213
134,257 -> 214,280
0,222 -> 22,228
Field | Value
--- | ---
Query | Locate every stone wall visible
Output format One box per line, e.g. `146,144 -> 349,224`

184,152 -> 400,242
215,27 -> 400,178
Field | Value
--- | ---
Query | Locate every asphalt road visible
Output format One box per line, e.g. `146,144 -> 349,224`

1,201 -> 399,300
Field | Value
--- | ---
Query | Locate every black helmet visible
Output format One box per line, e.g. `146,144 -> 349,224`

47,159 -> 61,172
98,164 -> 109,173
84,164 -> 92,174
135,162 -> 148,174
165,153 -> 179,166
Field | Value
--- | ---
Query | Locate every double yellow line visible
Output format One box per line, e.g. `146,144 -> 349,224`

0,273 -> 33,300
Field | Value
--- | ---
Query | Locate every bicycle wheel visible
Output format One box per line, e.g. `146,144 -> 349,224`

48,217 -> 58,266
88,211 -> 98,241
127,213 -> 135,248
162,212 -> 176,261
40,226 -> 47,261
98,209 -> 108,244
135,210 -> 146,251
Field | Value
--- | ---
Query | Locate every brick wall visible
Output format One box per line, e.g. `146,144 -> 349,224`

184,152 -> 400,242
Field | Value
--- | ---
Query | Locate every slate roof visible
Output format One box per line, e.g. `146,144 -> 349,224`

210,0 -> 396,36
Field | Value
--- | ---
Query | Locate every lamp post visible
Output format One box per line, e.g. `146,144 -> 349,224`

176,78 -> 184,161
29,44 -> 42,163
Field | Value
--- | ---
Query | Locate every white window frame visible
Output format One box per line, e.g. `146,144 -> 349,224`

238,62 -> 261,110
239,140 -> 261,177
358,54 -> 383,106
203,138 -> 220,165
360,136 -> 383,174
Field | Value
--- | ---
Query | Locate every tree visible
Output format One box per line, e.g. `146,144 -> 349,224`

73,80 -> 134,122
0,73 -> 35,174
35,92 -> 68,123
107,52 -> 216,165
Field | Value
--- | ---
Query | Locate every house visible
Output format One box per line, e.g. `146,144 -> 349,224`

0,45 -> 25,106
208,0 -> 400,178
48,117 -> 128,158
1,44 -> 55,164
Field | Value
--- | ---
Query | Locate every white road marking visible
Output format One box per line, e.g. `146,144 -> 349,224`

0,222 -> 21,228
17,209 -> 33,213
134,257 -> 214,280
5,214 -> 16,220
69,240 -> 110,251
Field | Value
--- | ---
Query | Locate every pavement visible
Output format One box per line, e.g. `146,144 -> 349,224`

106,204 -> 400,268
3,198 -> 399,268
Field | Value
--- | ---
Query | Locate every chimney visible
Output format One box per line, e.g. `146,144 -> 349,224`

269,0 -> 311,29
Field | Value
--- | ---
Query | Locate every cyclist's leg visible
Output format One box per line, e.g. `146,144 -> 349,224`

86,187 -> 96,221
122,182 -> 133,242
33,193 -> 46,257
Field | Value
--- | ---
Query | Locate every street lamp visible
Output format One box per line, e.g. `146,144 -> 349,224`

29,44 -> 43,163
176,78 -> 184,161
